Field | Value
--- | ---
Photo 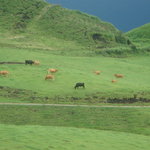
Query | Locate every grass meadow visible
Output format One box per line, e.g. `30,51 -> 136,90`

1,105 -> 150,135
0,124 -> 150,150
0,1 -> 150,149
0,47 -> 150,104
0,105 -> 150,150
0,44 -> 150,149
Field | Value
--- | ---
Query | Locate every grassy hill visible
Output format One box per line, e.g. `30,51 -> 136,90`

0,1 -> 150,149
0,105 -> 150,149
1,105 -> 150,135
1,124 -> 150,150
127,23 -> 150,39
0,0 -> 150,104
0,0 -> 132,53
126,23 -> 150,50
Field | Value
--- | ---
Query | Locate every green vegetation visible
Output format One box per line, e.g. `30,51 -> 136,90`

0,0 -> 47,31
0,0 -> 150,103
126,23 -> 150,42
0,105 -> 150,135
0,47 -> 150,104
126,23 -> 150,51
0,0 -> 133,53
0,105 -> 150,149
0,1 -> 150,149
1,124 -> 150,150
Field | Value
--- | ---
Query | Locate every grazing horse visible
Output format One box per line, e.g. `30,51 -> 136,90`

25,60 -> 34,65
74,83 -> 85,89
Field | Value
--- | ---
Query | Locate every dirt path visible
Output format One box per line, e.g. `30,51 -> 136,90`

0,103 -> 150,108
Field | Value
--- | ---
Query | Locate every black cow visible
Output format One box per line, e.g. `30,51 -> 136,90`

25,60 -> 34,65
74,83 -> 85,89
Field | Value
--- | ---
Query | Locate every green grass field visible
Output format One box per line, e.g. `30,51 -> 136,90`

0,105 -> 150,150
1,105 -> 150,135
0,47 -> 150,104
0,124 -> 150,150
0,1 -> 150,149
126,23 -> 150,52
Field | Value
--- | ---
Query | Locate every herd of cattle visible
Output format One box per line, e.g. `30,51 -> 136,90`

0,60 -> 124,89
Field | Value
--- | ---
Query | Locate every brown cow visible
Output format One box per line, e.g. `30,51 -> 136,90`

45,74 -> 54,80
48,68 -> 58,73
94,71 -> 101,75
114,74 -> 124,78
34,60 -> 40,65
0,70 -> 9,76
111,79 -> 117,83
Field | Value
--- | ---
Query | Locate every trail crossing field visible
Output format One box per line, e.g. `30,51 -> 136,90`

0,102 -> 150,108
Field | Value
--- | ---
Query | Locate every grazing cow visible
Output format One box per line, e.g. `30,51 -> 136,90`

114,74 -> 124,78
0,70 -> 9,76
48,68 -> 58,73
94,71 -> 101,75
111,79 -> 117,83
25,60 -> 34,65
45,74 -> 54,80
74,83 -> 85,89
34,60 -> 40,65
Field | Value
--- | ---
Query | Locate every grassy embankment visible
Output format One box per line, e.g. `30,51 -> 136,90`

0,105 -> 150,150
126,23 -> 150,52
0,124 -> 150,150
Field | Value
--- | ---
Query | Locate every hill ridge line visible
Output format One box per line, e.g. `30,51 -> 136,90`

0,103 -> 150,108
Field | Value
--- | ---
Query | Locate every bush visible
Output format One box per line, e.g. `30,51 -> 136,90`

115,32 -> 128,44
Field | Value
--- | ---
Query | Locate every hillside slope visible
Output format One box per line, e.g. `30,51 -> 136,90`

0,0 -> 131,51
1,124 -> 150,150
126,23 -> 150,49
126,23 -> 150,40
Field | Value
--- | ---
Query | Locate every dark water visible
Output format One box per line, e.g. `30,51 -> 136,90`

47,0 -> 150,32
